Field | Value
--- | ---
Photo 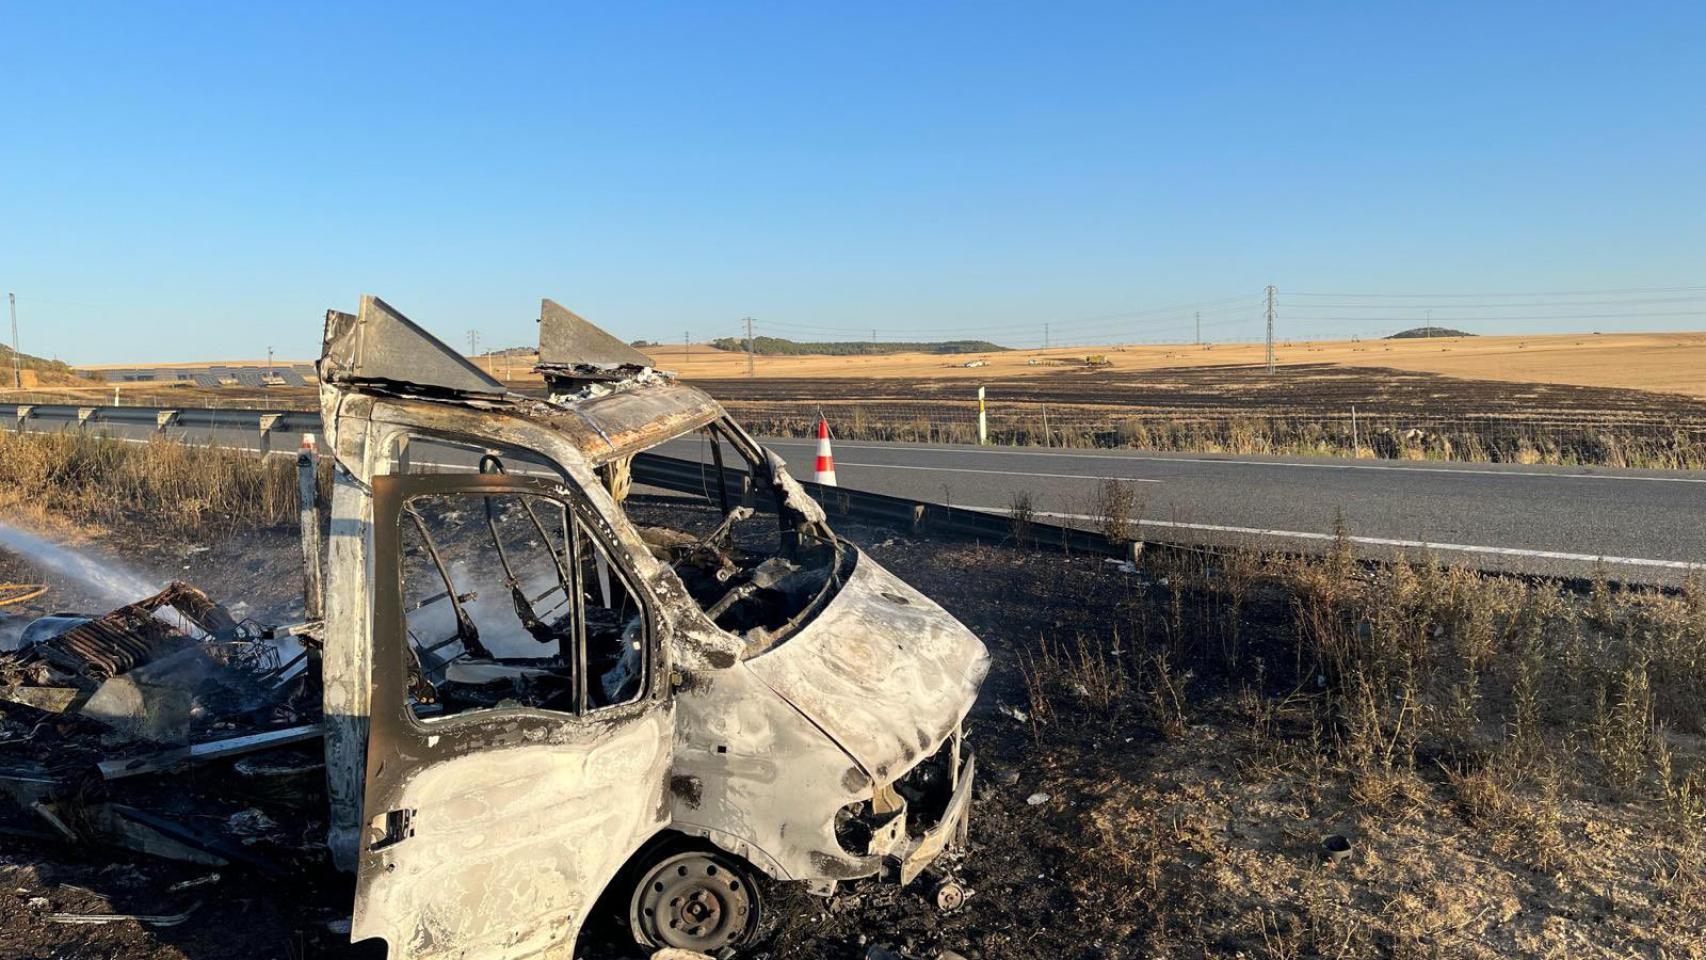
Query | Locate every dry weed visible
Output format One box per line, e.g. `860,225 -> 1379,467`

0,431 -> 316,536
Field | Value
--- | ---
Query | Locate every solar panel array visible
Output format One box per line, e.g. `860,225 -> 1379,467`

75,363 -> 321,388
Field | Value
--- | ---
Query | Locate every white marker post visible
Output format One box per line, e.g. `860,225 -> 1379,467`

977,386 -> 988,445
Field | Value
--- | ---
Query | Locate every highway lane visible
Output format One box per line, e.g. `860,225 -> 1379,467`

651,436 -> 1706,583
6,405 -> 1699,583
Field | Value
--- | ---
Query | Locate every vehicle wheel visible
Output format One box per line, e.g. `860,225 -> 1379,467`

629,849 -> 763,953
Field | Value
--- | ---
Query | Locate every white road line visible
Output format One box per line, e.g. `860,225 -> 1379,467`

835,461 -> 1160,483
964,507 -> 1701,571
757,440 -> 1706,484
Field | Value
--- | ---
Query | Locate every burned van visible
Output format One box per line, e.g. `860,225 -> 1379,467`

315,297 -> 989,958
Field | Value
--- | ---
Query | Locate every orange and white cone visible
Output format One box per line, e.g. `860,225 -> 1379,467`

813,418 -> 837,486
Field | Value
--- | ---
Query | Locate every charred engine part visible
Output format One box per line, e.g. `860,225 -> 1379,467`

895,734 -> 960,838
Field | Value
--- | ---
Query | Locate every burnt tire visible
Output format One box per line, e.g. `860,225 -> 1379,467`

629,848 -> 763,953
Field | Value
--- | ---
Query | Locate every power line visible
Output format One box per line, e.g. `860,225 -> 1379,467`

1287,284 -> 1706,298
1282,310 -> 1706,322
744,295 -> 1262,338
1282,295 -> 1706,309
753,301 -> 1263,342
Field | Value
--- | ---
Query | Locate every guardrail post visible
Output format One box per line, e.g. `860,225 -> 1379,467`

259,413 -> 285,455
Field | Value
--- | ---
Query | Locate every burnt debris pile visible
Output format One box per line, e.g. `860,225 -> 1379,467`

0,582 -> 324,877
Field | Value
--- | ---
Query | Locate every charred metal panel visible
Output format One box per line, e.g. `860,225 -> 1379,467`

670,657 -> 878,884
354,720 -> 673,960
742,551 -> 989,781
536,299 -> 655,373
531,384 -> 724,466
321,296 -> 504,397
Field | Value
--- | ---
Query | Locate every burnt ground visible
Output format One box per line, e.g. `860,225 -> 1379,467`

687,362 -> 1706,422
34,360 -> 1706,422
2,499 -> 1702,960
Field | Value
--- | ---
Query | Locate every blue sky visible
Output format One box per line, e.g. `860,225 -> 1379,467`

3,1 -> 1703,363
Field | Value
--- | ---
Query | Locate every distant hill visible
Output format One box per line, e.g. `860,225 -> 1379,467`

710,336 -> 1009,356
0,344 -> 76,374
1387,326 -> 1474,339
0,345 -> 92,386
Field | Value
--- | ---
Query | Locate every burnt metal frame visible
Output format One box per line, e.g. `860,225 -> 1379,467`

374,471 -> 660,731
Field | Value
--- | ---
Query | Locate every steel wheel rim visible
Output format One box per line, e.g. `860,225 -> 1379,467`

633,851 -> 757,951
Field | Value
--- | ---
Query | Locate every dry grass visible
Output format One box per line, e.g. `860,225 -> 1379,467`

1019,545 -> 1706,958
1091,477 -> 1140,544
1006,489 -> 1035,548
0,430 -> 316,537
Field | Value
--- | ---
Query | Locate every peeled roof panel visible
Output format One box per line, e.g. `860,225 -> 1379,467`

537,299 -> 654,370
320,296 -> 505,396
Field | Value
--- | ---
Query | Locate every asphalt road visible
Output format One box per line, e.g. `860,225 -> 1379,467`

651,436 -> 1706,584
6,404 -> 1700,584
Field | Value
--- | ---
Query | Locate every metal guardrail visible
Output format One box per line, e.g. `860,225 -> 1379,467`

629,452 -> 1127,558
1,401 -> 1126,557
0,402 -> 323,455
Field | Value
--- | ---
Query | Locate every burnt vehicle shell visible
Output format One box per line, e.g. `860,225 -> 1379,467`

317,296 -> 989,960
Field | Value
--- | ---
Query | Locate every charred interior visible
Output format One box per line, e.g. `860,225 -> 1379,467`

627,419 -> 849,657
397,481 -> 646,719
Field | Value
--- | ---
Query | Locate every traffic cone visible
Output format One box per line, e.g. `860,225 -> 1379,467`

813,418 -> 837,486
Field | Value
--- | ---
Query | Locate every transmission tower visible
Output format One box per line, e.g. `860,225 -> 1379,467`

1264,285 -> 1276,374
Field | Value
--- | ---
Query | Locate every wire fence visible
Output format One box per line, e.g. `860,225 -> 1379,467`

11,388 -> 1701,470
722,399 -> 1706,470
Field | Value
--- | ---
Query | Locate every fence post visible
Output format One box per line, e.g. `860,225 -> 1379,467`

977,386 -> 988,445
1351,405 -> 1359,458
298,435 -> 325,621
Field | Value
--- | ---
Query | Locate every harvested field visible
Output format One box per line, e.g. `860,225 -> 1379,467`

690,361 -> 1706,416
708,364 -> 1706,468
14,360 -> 1706,467
483,330 -> 1706,399
0,458 -> 1701,960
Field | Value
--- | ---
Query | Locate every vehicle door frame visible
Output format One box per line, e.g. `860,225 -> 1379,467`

352,469 -> 675,960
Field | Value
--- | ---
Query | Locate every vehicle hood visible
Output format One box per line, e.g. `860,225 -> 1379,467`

741,548 -> 990,782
